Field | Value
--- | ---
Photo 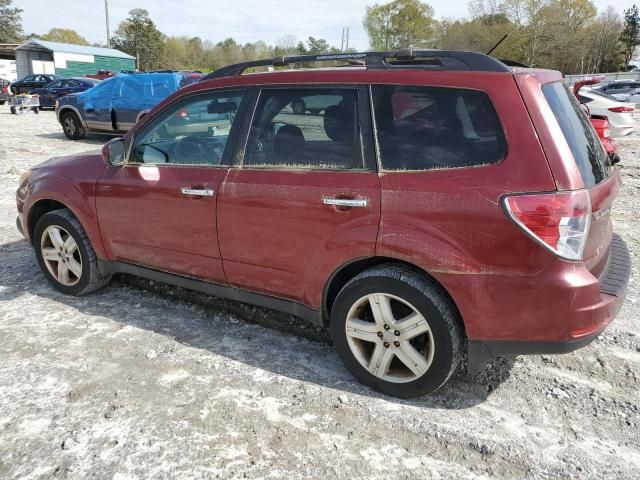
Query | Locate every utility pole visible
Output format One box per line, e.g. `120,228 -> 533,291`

104,0 -> 110,47
346,27 -> 349,51
341,28 -> 345,52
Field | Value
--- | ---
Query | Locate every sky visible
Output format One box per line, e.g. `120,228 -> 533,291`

16,0 -> 637,52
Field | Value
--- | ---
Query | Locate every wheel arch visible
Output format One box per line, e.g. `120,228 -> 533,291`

27,198 -> 67,241
322,256 -> 466,336
58,105 -> 87,128
25,186 -> 107,260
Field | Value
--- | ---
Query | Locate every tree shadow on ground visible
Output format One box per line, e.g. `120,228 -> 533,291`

0,238 -> 515,410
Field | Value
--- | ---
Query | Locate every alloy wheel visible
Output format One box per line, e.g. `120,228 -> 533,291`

345,293 -> 435,383
64,116 -> 76,136
40,225 -> 82,286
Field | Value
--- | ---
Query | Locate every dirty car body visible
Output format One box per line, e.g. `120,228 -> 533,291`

17,50 -> 631,398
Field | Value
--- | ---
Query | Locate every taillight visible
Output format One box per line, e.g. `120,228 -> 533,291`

503,190 -> 591,261
608,106 -> 634,113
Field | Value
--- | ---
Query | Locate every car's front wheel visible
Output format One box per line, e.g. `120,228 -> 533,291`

330,265 -> 463,398
34,208 -> 111,295
60,111 -> 86,140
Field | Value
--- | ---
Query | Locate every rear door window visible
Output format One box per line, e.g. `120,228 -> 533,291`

244,88 -> 364,170
372,85 -> 507,170
542,82 -> 610,187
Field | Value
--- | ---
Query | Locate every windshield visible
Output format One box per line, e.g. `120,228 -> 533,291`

543,82 -> 611,187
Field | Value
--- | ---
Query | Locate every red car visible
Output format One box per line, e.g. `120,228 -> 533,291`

16,50 -> 630,398
573,76 -> 620,164
84,69 -> 117,80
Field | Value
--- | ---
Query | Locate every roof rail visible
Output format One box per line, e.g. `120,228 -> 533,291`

202,48 -> 511,80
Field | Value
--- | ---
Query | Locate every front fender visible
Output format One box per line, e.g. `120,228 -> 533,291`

25,175 -> 107,259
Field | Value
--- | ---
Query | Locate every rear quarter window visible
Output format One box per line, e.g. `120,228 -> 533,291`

372,85 -> 507,171
542,82 -> 610,187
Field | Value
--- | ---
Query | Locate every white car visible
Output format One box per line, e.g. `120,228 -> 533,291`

578,90 -> 635,137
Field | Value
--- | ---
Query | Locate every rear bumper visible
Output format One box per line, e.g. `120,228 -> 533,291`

464,235 -> 631,372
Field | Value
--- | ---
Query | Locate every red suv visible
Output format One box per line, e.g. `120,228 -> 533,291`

16,50 -> 631,398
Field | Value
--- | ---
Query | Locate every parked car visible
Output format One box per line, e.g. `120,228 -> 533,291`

9,74 -> 61,95
56,72 -> 194,140
289,94 -> 342,114
573,76 -> 621,164
611,87 -> 640,105
593,80 -> 640,96
16,50 -> 630,398
589,115 -> 620,164
29,77 -> 101,109
84,69 -> 117,80
577,89 -> 635,137
0,78 -> 10,105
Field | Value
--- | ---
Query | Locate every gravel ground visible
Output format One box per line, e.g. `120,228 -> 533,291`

0,110 -> 638,480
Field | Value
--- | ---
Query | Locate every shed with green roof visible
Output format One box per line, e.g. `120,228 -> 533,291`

15,40 -> 135,78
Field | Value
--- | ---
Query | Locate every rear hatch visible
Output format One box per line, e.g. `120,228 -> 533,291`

540,81 -> 619,276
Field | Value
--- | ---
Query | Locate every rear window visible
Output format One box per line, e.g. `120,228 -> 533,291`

372,85 -> 507,171
542,82 -> 610,187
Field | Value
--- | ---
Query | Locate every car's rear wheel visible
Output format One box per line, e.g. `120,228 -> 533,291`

330,265 -> 463,398
0,100 -> 6,105
61,111 -> 86,140
34,208 -> 111,296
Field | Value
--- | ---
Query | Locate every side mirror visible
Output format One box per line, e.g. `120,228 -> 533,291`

104,138 -> 126,166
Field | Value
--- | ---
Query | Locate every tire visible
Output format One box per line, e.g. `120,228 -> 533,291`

33,208 -> 111,296
291,99 -> 306,115
60,110 -> 86,140
0,100 -> 5,105
10,106 -> 16,114
33,107 -> 39,114
330,264 -> 463,398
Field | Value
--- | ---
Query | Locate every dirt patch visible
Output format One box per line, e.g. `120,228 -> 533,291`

0,110 -> 638,479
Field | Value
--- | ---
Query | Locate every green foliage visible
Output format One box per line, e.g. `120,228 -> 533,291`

307,37 -> 330,53
39,28 -> 89,45
111,8 -> 166,71
621,5 -> 640,67
437,0 -> 624,73
0,0 -> 23,42
363,0 -> 436,50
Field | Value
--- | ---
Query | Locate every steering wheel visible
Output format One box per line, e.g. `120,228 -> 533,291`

174,136 -> 216,164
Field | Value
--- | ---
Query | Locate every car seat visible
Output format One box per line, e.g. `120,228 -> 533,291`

273,124 -> 305,165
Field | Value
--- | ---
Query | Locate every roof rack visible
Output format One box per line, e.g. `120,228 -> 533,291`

202,47 -> 511,80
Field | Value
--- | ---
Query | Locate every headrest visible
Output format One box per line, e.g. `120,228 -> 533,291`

324,105 -> 353,142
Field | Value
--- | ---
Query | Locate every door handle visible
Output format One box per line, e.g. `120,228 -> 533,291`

181,187 -> 214,197
322,197 -> 368,208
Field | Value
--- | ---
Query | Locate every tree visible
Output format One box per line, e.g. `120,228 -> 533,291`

621,5 -> 640,67
363,0 -> 436,50
307,36 -> 330,53
275,34 -> 299,55
39,28 -> 89,45
0,0 -> 23,42
111,9 -> 166,71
